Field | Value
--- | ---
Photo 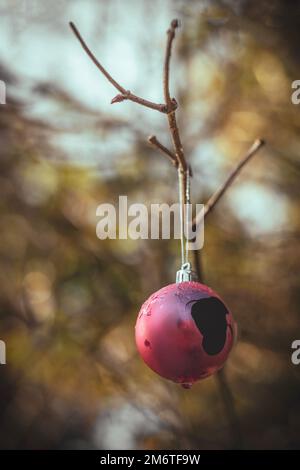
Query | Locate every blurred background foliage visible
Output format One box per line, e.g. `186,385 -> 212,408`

0,0 -> 300,449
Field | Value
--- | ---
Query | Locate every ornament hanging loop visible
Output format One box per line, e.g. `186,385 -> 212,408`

176,262 -> 193,283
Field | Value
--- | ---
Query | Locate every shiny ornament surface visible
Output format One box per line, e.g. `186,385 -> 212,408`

135,281 -> 236,387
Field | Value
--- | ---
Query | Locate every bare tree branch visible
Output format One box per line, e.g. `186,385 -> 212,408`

192,139 -> 265,230
69,22 -> 176,114
148,135 -> 178,168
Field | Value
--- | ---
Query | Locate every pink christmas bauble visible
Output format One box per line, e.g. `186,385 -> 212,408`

135,281 -> 237,388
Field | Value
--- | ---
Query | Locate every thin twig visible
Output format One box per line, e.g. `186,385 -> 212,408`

191,140 -> 264,448
148,135 -> 178,168
192,139 -> 265,230
163,19 -> 178,107
163,20 -> 187,174
69,21 -> 176,114
192,223 -> 244,449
